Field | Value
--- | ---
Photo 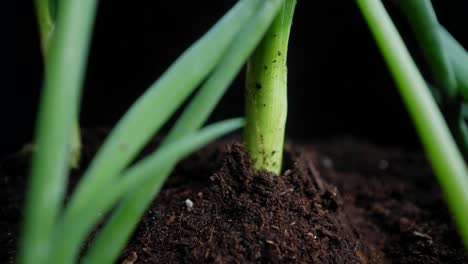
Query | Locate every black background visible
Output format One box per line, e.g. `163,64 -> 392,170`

3,0 -> 468,157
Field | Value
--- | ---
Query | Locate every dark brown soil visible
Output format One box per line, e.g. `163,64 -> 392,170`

1,133 -> 467,263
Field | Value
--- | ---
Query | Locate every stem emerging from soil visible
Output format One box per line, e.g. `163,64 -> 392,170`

357,0 -> 468,249
244,0 -> 296,175
82,1 -> 286,262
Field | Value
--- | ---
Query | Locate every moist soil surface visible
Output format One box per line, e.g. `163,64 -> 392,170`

1,131 -> 467,263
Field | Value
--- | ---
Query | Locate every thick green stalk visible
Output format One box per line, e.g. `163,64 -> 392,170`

357,0 -> 468,249
82,1 -> 286,263
395,0 -> 457,103
244,0 -> 296,175
18,0 -> 98,263
35,0 -> 82,169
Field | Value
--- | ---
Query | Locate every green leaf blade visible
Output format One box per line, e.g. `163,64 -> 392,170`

357,0 -> 468,249
439,26 -> 468,102
19,0 -> 98,263
50,118 -> 244,263
396,0 -> 457,103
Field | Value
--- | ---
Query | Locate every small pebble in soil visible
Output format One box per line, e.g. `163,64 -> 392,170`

307,232 -> 318,240
185,199 -> 194,211
122,252 -> 138,264
321,156 -> 333,168
378,159 -> 389,170
413,231 -> 433,241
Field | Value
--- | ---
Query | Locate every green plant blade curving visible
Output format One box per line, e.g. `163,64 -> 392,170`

49,118 -> 244,263
19,0 -> 98,263
395,0 -> 457,103
462,104 -> 468,118
357,0 -> 468,249
63,0 -> 263,230
82,1 -> 287,263
439,26 -> 468,102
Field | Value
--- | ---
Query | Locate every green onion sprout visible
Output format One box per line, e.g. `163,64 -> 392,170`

357,0 -> 468,249
19,0 -> 98,263
244,0 -> 296,175
18,1 -> 289,263
83,1 -> 288,262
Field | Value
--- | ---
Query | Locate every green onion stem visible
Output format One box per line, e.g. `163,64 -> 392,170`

439,26 -> 468,102
82,1 -> 286,263
35,0 -> 82,169
35,0 -> 54,55
357,0 -> 468,249
395,1 -> 468,160
244,0 -> 296,175
63,0 -> 262,227
49,119 -> 244,263
395,0 -> 457,103
19,0 -> 98,263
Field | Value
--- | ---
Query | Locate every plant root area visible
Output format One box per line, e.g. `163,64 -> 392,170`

1,135 -> 467,263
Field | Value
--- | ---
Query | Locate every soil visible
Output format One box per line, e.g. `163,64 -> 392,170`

1,131 -> 467,263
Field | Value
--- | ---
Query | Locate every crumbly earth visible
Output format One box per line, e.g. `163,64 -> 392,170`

1,134 -> 467,263
119,143 -> 361,263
